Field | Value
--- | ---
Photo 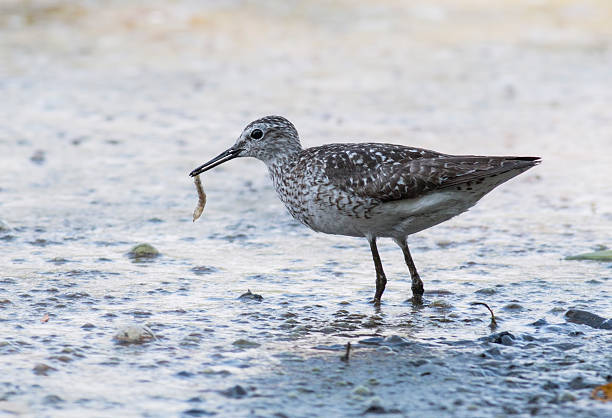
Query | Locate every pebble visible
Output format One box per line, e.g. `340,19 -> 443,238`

30,150 -> 46,164
430,299 -> 453,309
482,331 -> 516,346
530,318 -> 548,327
352,385 -> 372,396
363,404 -> 386,414
359,335 -> 411,347
218,385 -> 247,399
33,363 -> 57,375
183,408 -> 215,417
475,288 -> 496,295
113,325 -> 156,344
232,338 -> 260,348
127,243 -> 160,261
43,395 -> 63,404
191,266 -> 218,275
565,309 -> 612,330
239,289 -> 263,302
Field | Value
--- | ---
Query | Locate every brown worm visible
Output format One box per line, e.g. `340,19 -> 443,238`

192,174 -> 207,222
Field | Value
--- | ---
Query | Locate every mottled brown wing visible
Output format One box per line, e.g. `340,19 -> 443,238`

363,156 -> 540,202
318,144 -> 540,202
315,143 -> 445,200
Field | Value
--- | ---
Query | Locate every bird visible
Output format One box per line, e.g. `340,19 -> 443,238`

190,116 -> 540,304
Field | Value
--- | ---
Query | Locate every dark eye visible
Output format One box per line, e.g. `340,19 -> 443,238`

250,129 -> 263,140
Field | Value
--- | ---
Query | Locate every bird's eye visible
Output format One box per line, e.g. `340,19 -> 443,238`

250,129 -> 264,140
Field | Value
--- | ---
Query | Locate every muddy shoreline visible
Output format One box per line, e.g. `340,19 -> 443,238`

1,1 -> 611,416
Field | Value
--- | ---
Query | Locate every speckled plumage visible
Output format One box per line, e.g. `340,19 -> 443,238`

190,115 -> 541,303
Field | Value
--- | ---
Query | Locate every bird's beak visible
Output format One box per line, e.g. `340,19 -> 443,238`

189,147 -> 242,177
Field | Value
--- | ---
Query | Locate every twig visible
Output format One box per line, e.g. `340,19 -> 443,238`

340,342 -> 351,362
471,302 -> 497,329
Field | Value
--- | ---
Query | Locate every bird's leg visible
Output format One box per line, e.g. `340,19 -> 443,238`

395,238 -> 424,304
368,236 -> 387,304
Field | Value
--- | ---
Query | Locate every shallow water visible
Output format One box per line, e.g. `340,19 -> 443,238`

1,1 -> 612,416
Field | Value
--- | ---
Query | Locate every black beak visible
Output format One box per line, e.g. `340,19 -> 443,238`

189,147 -> 242,177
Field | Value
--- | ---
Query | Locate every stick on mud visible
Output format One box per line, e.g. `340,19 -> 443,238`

340,342 -> 351,362
471,301 -> 498,328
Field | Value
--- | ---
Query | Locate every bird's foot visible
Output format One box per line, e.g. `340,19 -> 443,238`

409,294 -> 424,306
369,297 -> 382,306
411,277 -> 424,305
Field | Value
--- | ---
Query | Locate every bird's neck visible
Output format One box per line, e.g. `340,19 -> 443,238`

266,153 -> 297,176
259,144 -> 301,170
265,150 -> 300,192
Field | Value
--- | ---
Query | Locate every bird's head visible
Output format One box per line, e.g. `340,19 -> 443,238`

189,116 -> 302,177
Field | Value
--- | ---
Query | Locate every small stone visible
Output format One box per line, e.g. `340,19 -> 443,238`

475,288 -> 496,295
565,309 -> 612,330
218,385 -> 247,399
191,266 -> 218,275
33,363 -> 56,375
483,331 -> 515,346
363,404 -> 386,414
435,239 -> 453,248
503,303 -> 524,311
127,243 -> 160,262
238,289 -> 263,302
353,385 -> 373,396
232,338 -> 260,348
381,335 -> 411,347
530,318 -> 548,327
430,299 -> 453,309
30,150 -> 46,164
43,395 -> 63,404
182,408 -> 215,417
113,325 -> 156,344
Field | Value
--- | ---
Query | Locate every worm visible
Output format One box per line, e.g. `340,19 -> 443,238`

192,174 -> 207,222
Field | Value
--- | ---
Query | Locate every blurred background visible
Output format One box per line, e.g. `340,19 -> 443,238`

2,0 -> 611,252
2,0 -> 612,204
1,1 -> 611,416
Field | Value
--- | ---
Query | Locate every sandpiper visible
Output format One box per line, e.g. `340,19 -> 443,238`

190,116 -> 540,304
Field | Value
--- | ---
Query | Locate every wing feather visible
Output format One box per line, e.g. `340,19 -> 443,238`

307,143 -> 540,202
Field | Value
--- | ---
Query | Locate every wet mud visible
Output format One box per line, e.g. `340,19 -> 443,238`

1,0 -> 612,416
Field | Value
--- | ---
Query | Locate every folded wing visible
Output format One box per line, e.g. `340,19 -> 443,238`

317,143 -> 540,202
